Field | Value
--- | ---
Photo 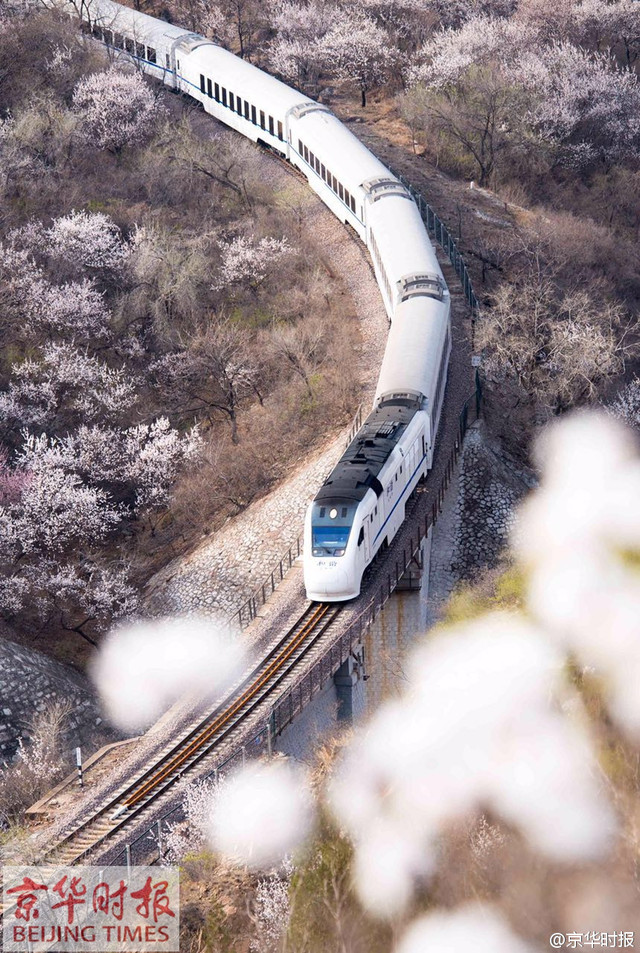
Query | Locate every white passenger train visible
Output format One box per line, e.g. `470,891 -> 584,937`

59,0 -> 452,601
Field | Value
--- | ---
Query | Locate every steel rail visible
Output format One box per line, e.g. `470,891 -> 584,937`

38,601 -> 340,865
124,601 -> 332,808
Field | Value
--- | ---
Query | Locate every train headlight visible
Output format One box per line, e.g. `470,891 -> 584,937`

330,507 -> 338,519
334,548 -> 345,556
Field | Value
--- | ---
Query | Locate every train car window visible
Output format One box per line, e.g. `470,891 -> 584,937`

341,507 -> 347,518
332,175 -> 337,192
244,100 -> 250,119
350,195 -> 356,213
207,78 -> 212,97
370,514 -> 373,523
321,163 -> 326,180
358,527 -> 365,545
338,183 -> 344,201
103,29 -> 113,45
214,82 -> 220,101
251,104 -> 257,123
177,58 -> 181,70
268,116 -> 274,135
375,506 -> 378,515
165,52 -> 170,68
147,46 -> 156,63
236,97 -> 242,115
395,473 -> 398,481
115,32 -> 124,48
229,92 -> 235,110
125,37 -> 135,54
400,465 -> 403,474
260,110 -> 266,129
91,23 -> 101,38
309,150 -> 315,166
304,145 -> 309,162
344,189 -> 350,207
320,507 -> 325,518
200,74 -> 206,93
315,157 -> 321,174
277,120 -> 283,140
221,87 -> 227,106
136,42 -> 145,58
298,139 -> 303,154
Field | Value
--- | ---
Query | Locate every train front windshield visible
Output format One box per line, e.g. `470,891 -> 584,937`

311,502 -> 356,557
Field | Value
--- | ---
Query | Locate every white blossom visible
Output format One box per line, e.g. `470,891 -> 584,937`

395,903 -> 537,953
92,616 -> 244,732
510,41 -> 640,164
407,15 -> 536,88
164,777 -> 222,861
49,418 -> 202,509
514,411 -> 640,737
209,760 -> 314,869
212,235 -> 292,291
5,465 -> 121,556
329,613 -> 614,916
23,277 -> 110,339
0,342 -> 136,427
607,377 -> 640,429
267,0 -> 329,86
73,67 -> 165,153
43,559 -> 138,620
44,210 -> 130,271
317,10 -> 396,106
251,858 -> 293,953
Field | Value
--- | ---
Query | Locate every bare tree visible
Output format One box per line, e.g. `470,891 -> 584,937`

477,276 -> 639,416
154,321 -> 261,442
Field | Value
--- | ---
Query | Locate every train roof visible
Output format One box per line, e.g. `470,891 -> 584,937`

187,45 -> 313,114
315,403 -> 418,504
375,295 -> 450,408
80,0 -> 189,43
295,110 -> 393,194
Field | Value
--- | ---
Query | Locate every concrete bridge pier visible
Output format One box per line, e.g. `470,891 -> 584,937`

334,642 -> 366,723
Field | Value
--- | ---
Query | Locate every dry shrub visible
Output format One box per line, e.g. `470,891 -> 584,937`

533,208 -> 640,295
0,700 -> 72,825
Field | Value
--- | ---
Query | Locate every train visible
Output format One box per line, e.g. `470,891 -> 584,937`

56,0 -> 452,602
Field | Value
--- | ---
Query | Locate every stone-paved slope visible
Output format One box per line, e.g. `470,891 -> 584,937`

0,633 -> 118,759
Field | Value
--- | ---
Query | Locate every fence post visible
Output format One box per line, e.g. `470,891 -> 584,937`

125,844 -> 131,878
266,718 -> 273,756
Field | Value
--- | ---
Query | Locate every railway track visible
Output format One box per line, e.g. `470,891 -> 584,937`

39,601 -> 341,867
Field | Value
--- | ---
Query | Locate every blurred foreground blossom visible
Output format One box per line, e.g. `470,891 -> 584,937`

395,903 -> 538,953
208,759 -> 314,869
92,615 -> 244,732
514,411 -> 640,736
329,613 -> 614,917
